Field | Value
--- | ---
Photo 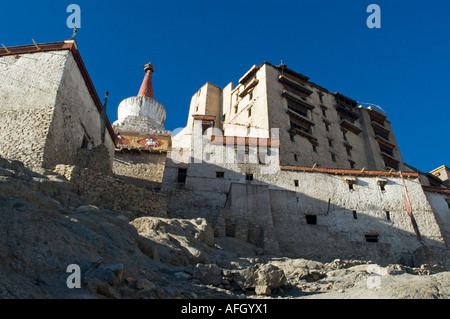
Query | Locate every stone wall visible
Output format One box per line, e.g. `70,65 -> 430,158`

424,190 -> 450,245
43,50 -> 115,168
0,48 -> 115,169
162,149 -> 449,267
0,51 -> 65,167
54,164 -> 167,218
113,151 -> 167,187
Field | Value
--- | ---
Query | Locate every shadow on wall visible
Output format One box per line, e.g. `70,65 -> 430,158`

161,157 -> 450,268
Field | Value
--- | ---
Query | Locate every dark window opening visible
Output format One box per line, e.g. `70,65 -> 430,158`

178,168 -> 187,184
386,211 -> 391,221
294,154 -> 298,161
353,211 -> 357,219
349,161 -> 355,169
313,145 -> 317,153
346,148 -> 352,157
380,184 -> 386,191
365,234 -> 379,243
328,139 -> 333,147
325,123 -> 330,132
287,100 -> 309,118
322,108 -> 327,117
380,145 -> 394,156
370,115 -> 385,127
246,173 -> 254,181
349,183 -> 354,190
290,119 -> 312,135
374,128 -> 390,141
342,131 -> 348,141
290,134 -> 295,142
202,120 -> 214,134
331,154 -> 336,162
294,180 -> 299,187
216,172 -> 224,178
318,92 -> 324,103
306,215 -> 317,225
248,107 -> 252,117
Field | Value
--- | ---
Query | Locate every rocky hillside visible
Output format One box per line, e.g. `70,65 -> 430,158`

0,157 -> 449,299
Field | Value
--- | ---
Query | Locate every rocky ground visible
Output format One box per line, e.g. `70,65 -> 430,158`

0,157 -> 449,299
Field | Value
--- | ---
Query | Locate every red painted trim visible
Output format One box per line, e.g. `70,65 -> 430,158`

280,165 -> 420,178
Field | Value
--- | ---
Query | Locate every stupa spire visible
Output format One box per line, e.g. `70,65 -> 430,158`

138,62 -> 155,99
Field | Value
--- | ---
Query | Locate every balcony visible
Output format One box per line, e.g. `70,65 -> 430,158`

375,135 -> 395,149
239,77 -> 259,98
287,108 -> 315,126
282,90 -> 315,109
381,153 -> 399,170
279,75 -> 313,97
339,118 -> 362,135
289,127 -> 318,145
371,121 -> 389,134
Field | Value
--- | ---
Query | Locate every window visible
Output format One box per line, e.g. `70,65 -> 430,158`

290,117 -> 313,135
294,154 -> 298,161
386,211 -> 391,221
287,100 -> 309,118
346,148 -> 352,157
318,92 -> 324,103
234,105 -> 238,114
248,107 -> 252,117
365,234 -> 379,243
178,168 -> 187,184
349,161 -> 356,169
294,180 -> 299,187
216,172 -> 224,178
202,120 -> 213,134
331,154 -> 336,162
249,91 -> 253,100
322,108 -> 327,117
290,134 -> 295,142
349,183 -> 354,190
380,145 -> 394,156
374,127 -> 390,141
328,139 -> 333,147
313,145 -> 317,153
325,123 -> 330,132
246,173 -> 254,181
306,215 -> 317,225
342,130 -> 348,141
353,211 -> 357,219
380,183 -> 386,191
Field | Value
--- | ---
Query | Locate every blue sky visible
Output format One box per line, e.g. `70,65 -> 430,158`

1,0 -> 448,172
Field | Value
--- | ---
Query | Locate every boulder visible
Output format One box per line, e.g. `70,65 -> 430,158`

194,263 -> 222,286
233,263 -> 286,290
131,217 -> 215,266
